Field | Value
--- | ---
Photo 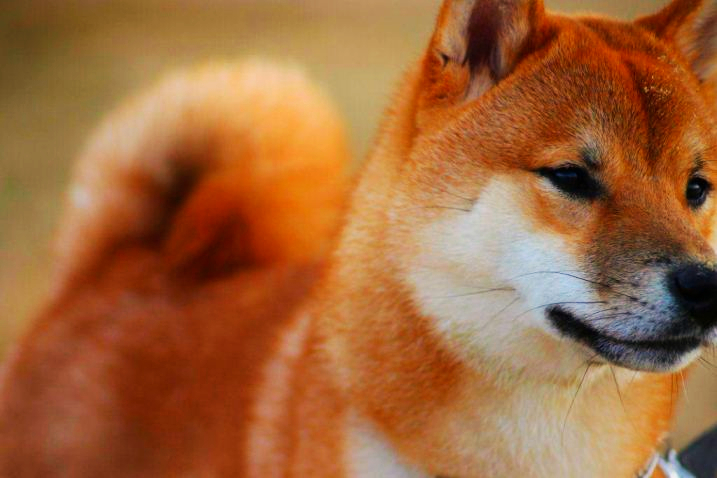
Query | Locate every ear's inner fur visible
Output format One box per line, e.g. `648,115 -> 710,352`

426,0 -> 545,105
465,0 -> 503,78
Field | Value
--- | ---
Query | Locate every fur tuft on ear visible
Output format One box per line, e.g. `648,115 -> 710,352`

638,0 -> 717,81
421,0 -> 544,106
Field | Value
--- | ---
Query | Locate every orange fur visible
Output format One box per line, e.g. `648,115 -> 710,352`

2,1 -> 717,477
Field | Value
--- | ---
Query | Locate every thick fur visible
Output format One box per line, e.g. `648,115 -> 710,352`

3,1 -> 717,477
0,60 -> 349,477
53,60 -> 348,293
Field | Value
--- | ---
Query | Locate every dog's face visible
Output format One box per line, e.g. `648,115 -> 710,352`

398,0 -> 717,376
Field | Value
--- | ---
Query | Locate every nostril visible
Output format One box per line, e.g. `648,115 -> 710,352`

671,264 -> 717,327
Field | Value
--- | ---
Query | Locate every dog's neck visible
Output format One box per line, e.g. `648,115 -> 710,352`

336,326 -> 674,477
318,261 -> 676,478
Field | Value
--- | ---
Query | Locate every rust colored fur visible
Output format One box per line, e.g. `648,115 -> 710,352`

3,2 -> 717,477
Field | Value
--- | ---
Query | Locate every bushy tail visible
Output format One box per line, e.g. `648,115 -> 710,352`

53,59 -> 350,292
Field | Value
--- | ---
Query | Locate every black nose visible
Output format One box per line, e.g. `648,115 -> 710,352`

671,265 -> 717,328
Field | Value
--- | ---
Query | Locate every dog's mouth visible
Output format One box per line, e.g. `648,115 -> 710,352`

546,306 -> 703,372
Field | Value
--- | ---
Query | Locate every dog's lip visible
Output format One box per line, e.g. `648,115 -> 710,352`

546,306 -> 702,370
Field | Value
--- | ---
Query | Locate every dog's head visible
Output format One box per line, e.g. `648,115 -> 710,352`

377,0 -> 717,376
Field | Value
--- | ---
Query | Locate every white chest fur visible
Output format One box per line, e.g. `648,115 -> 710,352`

346,417 -> 429,478
346,367 -> 653,478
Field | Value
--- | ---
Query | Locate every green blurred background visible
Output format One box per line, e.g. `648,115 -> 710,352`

0,0 -> 715,449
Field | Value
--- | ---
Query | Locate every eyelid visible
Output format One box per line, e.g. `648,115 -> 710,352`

690,167 -> 705,178
554,163 -> 585,169
536,163 -> 590,172
688,173 -> 712,188
534,164 -> 591,178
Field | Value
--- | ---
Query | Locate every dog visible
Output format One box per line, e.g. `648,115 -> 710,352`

2,0 -> 717,476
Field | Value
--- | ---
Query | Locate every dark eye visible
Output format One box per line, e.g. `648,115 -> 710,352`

686,177 -> 711,208
537,166 -> 602,200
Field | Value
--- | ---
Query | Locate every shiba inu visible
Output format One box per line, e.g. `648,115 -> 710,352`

2,0 -> 717,476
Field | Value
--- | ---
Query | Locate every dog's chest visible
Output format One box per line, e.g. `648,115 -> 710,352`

346,376 -> 651,478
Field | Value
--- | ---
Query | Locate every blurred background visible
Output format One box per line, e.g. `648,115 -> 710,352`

0,0 -> 715,449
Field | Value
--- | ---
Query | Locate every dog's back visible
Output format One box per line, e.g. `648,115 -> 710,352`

0,60 -> 349,477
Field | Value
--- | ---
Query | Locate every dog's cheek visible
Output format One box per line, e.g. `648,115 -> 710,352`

405,177 -> 592,368
502,229 -> 589,319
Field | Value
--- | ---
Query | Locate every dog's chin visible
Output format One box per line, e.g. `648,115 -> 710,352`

546,307 -> 704,373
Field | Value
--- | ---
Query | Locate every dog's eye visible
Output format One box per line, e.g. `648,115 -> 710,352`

686,177 -> 711,209
538,166 -> 602,200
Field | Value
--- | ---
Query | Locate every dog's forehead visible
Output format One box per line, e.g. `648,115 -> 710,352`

523,24 -> 714,168
439,18 -> 717,175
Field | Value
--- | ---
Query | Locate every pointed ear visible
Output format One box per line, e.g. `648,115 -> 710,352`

638,0 -> 717,81
420,0 -> 545,106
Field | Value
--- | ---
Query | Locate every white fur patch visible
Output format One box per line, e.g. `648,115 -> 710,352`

343,367 -> 652,477
447,369 -> 652,477
246,313 -> 310,478
346,417 -> 429,478
408,177 -> 595,379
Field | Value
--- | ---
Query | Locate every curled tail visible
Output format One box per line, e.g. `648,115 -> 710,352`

54,59 -> 350,292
